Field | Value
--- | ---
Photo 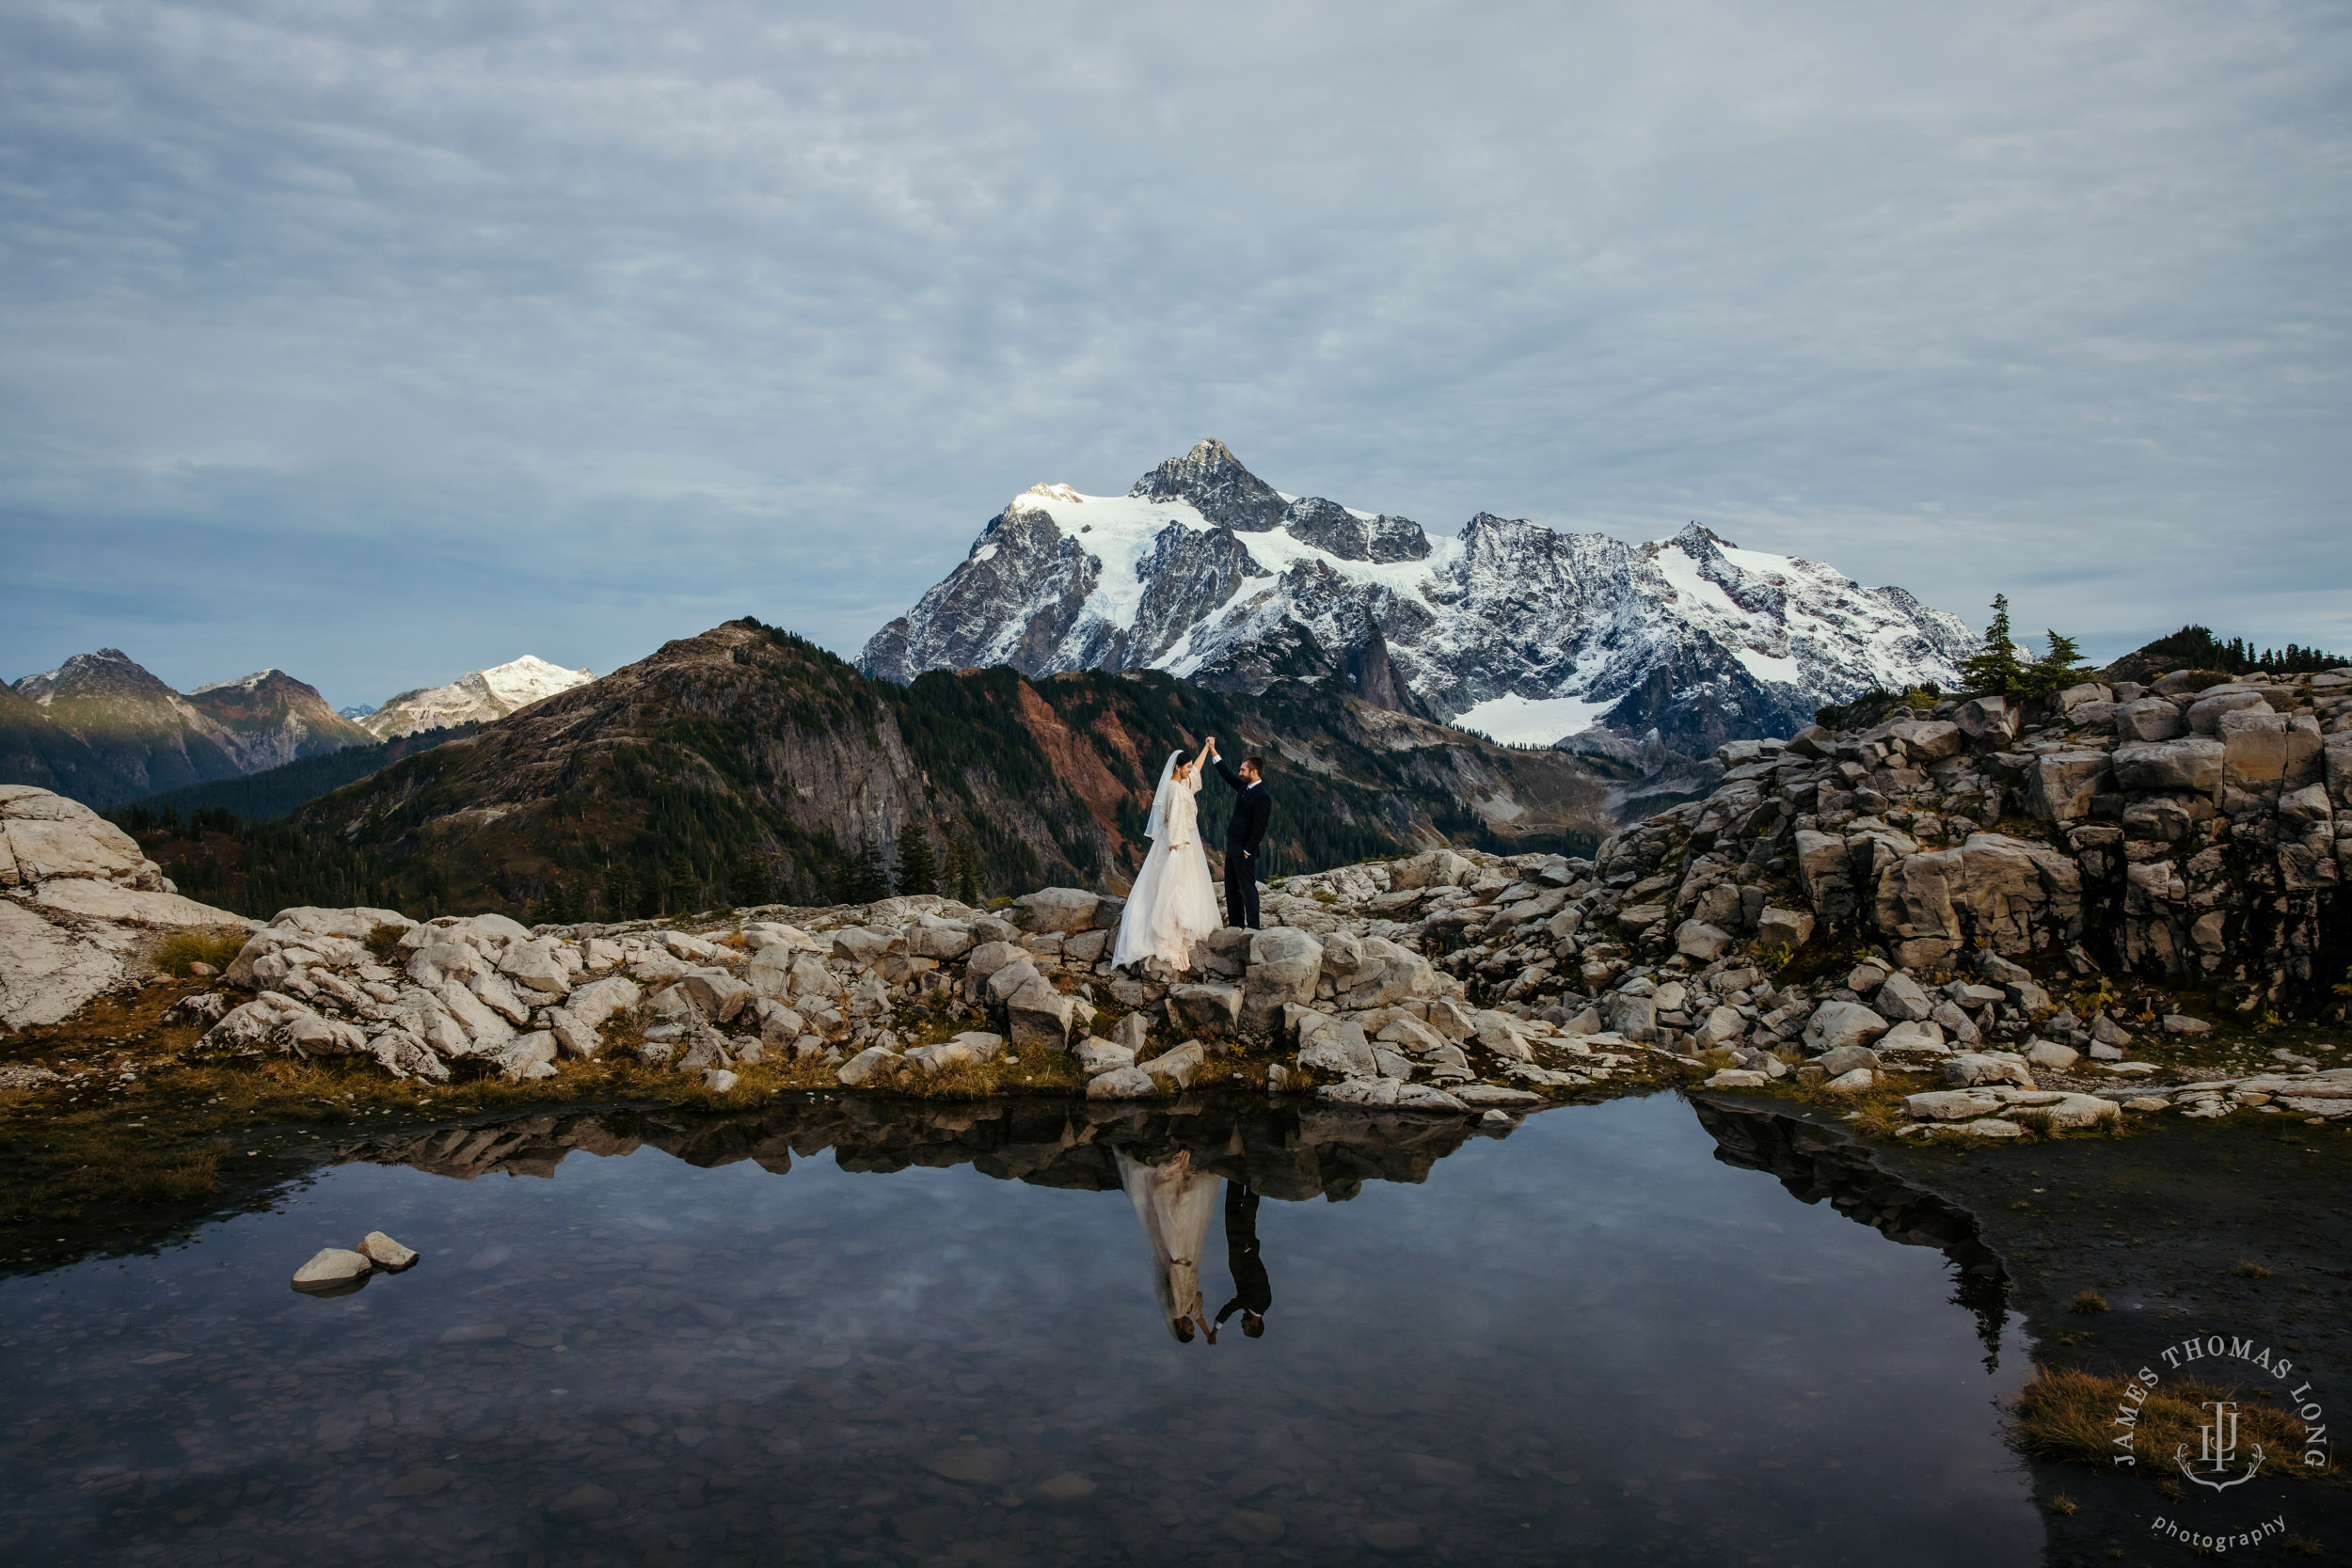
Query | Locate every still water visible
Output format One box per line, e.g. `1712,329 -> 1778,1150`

0,1094 -> 2042,1565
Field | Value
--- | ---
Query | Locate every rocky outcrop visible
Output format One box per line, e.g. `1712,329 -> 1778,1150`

0,785 -> 254,1029
860,441 -> 1973,753
1608,669 -> 2351,1008
124,833 -> 1687,1118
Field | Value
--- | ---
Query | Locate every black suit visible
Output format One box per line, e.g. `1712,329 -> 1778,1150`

1216,1182 -> 1272,1326
1213,758 -> 1270,929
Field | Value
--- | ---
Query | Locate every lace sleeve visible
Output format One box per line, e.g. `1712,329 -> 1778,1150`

1185,769 -> 1203,795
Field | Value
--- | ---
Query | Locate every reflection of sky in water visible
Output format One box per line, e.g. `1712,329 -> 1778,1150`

0,1096 -> 2041,1564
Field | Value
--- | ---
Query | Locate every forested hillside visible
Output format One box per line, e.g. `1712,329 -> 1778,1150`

119,619 -> 1610,922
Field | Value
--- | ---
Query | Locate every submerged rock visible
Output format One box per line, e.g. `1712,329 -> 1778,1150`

292,1246 -> 372,1293
358,1231 -> 419,1269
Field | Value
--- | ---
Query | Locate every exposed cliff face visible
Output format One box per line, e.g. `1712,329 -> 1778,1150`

1585,664 -> 2352,1016
282,619 -> 1613,920
185,670 -> 373,772
860,441 -> 1973,754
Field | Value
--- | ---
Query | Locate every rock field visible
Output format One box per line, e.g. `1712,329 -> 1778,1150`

5,659 -> 2347,1139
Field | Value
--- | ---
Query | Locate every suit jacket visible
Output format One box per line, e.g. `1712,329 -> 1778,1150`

1213,759 -> 1271,855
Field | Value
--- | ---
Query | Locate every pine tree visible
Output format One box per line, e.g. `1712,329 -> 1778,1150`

601,862 -> 637,923
666,855 -> 700,916
832,840 -> 890,905
728,848 -> 771,909
2018,628 -> 2093,699
893,822 -> 938,898
944,838 -> 981,905
1958,594 -> 2026,696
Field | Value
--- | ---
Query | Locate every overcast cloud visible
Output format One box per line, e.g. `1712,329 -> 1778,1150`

3,0 -> 2346,706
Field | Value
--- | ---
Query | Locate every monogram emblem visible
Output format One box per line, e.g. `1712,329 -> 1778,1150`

2175,1399 -> 2265,1492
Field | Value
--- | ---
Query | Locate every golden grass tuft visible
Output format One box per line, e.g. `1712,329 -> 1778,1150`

2067,1289 -> 2110,1314
154,926 -> 247,977
2010,1366 -> 2338,1483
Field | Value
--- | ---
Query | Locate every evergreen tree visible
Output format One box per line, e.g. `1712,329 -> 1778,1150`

728,848 -> 771,909
893,821 -> 938,898
666,855 -> 700,916
1958,594 -> 2026,696
832,839 -> 890,905
944,837 -> 981,905
2018,628 -> 2093,699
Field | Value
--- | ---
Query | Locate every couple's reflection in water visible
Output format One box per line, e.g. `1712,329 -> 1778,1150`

1113,1150 -> 1269,1343
308,1095 -> 2005,1356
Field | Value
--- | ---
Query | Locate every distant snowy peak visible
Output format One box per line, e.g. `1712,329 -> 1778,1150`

4,650 -> 370,800
188,668 -> 286,696
12,648 -> 163,708
359,656 -> 595,740
859,444 -> 1971,754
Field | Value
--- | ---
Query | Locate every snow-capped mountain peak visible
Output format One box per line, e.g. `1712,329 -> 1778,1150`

188,669 -> 286,696
360,656 -> 596,740
859,444 -> 1972,753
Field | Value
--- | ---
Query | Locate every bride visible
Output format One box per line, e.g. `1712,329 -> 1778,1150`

1113,1148 -> 1222,1343
1111,738 -> 1224,972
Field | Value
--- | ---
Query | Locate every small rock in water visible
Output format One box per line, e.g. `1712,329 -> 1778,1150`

358,1231 -> 418,1270
545,1482 -> 618,1523
925,1446 -> 1014,1484
1036,1471 -> 1098,1502
291,1246 -> 372,1295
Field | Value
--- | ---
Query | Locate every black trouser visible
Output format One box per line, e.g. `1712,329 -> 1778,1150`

1223,843 -> 1261,929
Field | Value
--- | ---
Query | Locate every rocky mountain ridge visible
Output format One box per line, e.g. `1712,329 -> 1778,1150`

265,619 -> 1614,921
2,651 -> 369,808
1,649 -> 591,811
861,439 -> 1975,754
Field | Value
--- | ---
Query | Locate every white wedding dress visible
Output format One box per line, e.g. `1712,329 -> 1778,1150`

1114,1148 -> 1223,1341
1111,752 -> 1221,972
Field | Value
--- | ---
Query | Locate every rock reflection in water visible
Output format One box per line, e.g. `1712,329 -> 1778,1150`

1692,1099 -> 2012,1370
336,1095 -> 1479,1340
0,1094 -> 2042,1567
335,1094 -> 1486,1201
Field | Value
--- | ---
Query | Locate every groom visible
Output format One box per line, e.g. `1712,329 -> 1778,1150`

1206,737 -> 1270,929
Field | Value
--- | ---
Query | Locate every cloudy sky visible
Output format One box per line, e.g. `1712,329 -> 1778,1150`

3,0 -> 2346,706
